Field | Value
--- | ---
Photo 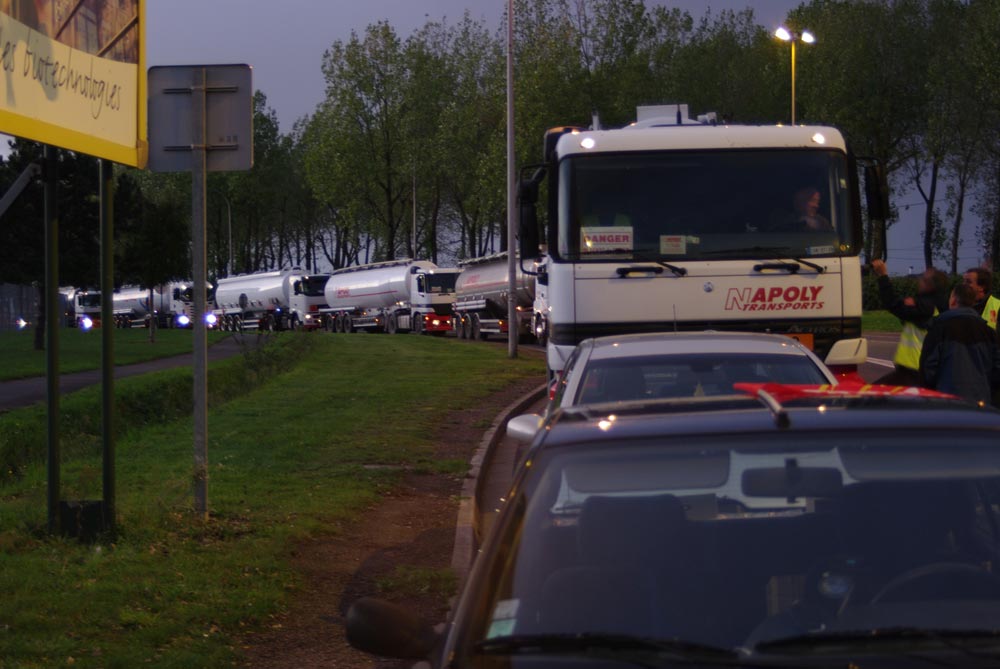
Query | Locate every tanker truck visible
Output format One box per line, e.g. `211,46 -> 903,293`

67,289 -> 102,329
452,252 -> 536,342
111,285 -> 151,328
212,269 -> 330,331
110,282 -> 203,328
321,259 -> 459,334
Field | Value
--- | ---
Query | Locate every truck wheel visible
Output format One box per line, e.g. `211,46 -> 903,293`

290,314 -> 300,331
459,316 -> 470,340
387,313 -> 398,334
471,314 -> 482,340
413,316 -> 423,335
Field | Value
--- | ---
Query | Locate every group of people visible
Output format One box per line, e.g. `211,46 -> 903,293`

873,260 -> 1000,406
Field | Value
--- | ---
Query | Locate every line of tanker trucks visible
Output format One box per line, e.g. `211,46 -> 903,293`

59,252 -> 548,343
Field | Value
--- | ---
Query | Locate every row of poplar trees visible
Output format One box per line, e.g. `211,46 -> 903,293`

1,0 -> 998,297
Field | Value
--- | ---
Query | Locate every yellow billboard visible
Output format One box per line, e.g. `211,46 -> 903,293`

0,0 -> 145,167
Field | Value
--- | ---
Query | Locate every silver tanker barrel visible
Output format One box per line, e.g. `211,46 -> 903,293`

111,286 -> 151,328
322,259 -> 443,333
453,252 -> 536,341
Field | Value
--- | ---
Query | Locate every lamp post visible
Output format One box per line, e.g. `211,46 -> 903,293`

774,26 -> 815,125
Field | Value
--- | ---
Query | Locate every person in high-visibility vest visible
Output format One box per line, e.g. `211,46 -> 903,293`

963,267 -> 1000,330
872,259 -> 950,386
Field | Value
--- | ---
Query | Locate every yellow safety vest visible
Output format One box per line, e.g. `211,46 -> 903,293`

893,321 -> 926,371
982,295 -> 1000,330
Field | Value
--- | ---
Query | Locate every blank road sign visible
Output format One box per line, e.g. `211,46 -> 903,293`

147,64 -> 253,173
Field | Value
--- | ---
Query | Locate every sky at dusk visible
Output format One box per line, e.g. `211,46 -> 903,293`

145,1 -> 983,272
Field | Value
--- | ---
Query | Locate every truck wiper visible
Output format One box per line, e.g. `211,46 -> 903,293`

703,247 -> 825,274
753,627 -> 1000,659
475,633 -> 766,667
579,250 -> 688,277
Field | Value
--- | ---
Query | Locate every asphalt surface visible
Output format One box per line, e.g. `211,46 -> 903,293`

0,334 -> 253,413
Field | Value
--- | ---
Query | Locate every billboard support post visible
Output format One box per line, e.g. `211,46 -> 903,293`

44,145 -> 60,534
191,67 -> 209,519
100,159 -> 115,533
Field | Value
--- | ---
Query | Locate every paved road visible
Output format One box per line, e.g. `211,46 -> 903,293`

0,334 -> 252,413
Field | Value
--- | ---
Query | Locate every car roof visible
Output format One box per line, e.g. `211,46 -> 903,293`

580,331 -> 815,361
534,393 -> 1000,450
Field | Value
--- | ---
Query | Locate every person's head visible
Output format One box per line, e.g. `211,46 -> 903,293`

793,187 -> 821,217
963,267 -> 992,302
918,267 -> 949,296
951,282 -> 978,309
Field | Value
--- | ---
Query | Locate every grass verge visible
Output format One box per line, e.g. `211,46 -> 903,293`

862,310 -> 901,333
0,334 -> 544,667
0,329 -> 228,381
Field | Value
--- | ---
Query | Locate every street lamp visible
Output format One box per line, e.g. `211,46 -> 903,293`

774,26 -> 815,125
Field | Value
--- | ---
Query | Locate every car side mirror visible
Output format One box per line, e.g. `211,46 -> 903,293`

824,338 -> 868,367
506,413 -> 544,444
345,597 -> 438,660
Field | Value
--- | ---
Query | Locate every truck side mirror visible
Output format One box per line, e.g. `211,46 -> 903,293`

864,163 -> 887,221
519,168 -> 545,260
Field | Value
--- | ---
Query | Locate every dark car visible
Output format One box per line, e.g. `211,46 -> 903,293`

346,389 -> 1000,667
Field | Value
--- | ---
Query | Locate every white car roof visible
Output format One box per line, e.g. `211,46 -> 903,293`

583,331 -> 814,361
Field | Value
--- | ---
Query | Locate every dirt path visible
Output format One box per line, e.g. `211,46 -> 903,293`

239,373 -> 544,668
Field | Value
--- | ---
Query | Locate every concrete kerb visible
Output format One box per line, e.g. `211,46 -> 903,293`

451,382 -> 548,586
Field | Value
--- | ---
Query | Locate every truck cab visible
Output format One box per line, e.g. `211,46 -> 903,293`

519,105 -> 885,376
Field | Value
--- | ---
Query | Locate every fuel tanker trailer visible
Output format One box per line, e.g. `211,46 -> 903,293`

110,285 -> 152,328
213,269 -> 330,331
321,259 -> 459,334
453,251 -> 536,342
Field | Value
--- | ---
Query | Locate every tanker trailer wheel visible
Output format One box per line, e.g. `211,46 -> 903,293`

471,314 -> 482,340
454,316 -> 464,339
461,315 -> 472,340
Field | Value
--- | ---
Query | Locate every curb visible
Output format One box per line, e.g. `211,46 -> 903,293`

450,382 -> 548,586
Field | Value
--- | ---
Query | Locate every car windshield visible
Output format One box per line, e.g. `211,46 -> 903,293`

573,353 -> 828,404
557,149 -> 856,261
460,431 -> 1000,664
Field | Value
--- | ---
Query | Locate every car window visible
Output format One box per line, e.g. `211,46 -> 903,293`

574,353 -> 828,404
461,431 -> 1000,663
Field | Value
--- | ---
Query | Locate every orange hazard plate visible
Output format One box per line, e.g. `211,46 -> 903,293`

782,333 -> 814,350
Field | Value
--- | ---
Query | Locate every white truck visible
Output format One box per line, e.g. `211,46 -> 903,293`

67,289 -> 102,329
321,259 -> 459,334
518,104 -> 884,377
110,283 -> 201,328
213,269 -> 330,332
452,252 -> 537,342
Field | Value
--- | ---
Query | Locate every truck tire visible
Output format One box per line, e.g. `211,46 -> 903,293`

413,315 -> 423,335
290,314 -> 300,331
471,314 -> 482,341
387,313 -> 398,334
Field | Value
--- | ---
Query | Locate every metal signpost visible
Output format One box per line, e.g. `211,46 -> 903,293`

148,64 -> 253,517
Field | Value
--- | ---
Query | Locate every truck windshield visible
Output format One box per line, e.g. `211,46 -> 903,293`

77,294 -> 100,308
557,149 -> 857,261
425,273 -> 458,294
300,275 -> 330,297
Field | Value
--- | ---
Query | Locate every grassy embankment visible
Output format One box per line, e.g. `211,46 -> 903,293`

0,328 -> 228,381
0,334 -> 545,667
862,310 -> 901,333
